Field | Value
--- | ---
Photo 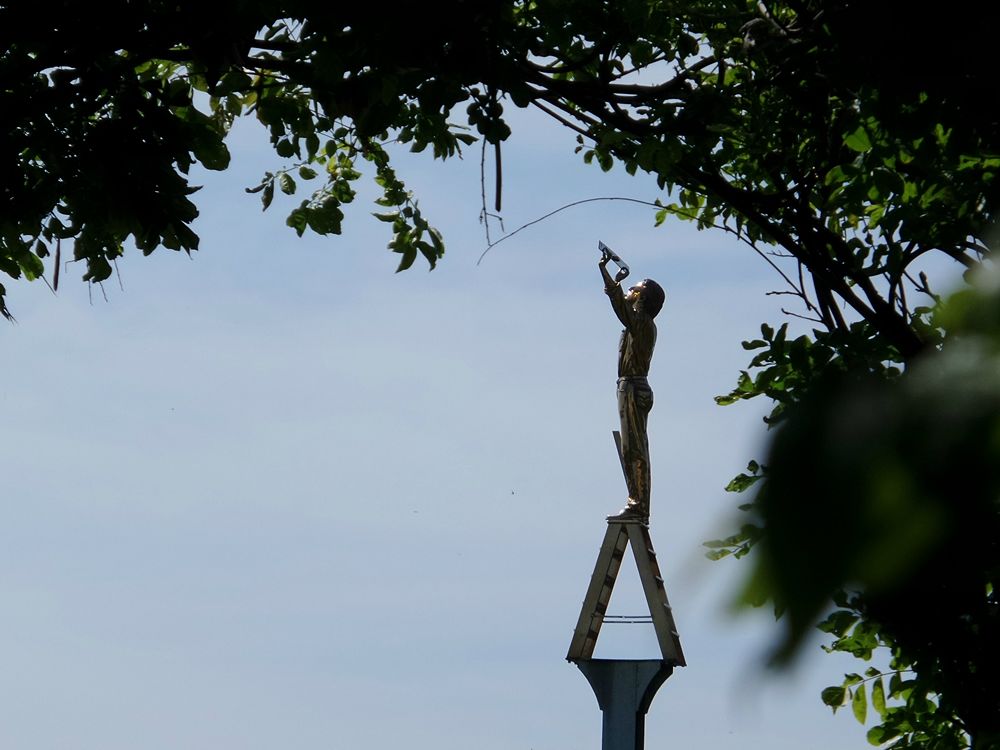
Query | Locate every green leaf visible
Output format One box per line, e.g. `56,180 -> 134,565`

279,173 -> 296,195
214,69 -> 252,96
331,179 -> 356,202
871,676 -> 886,718
934,122 -> 951,146
275,139 -> 296,158
678,32 -> 699,57
286,206 -> 309,236
845,127 -> 873,153
866,726 -> 887,746
298,166 -> 318,180
852,684 -> 868,724
429,228 -> 444,253
821,686 -> 847,712
191,131 -> 231,171
305,132 -> 320,158
629,40 -> 654,66
395,245 -> 417,272
307,199 -> 344,235
725,472 -> 761,493
817,610 -> 859,637
416,240 -> 437,266
824,164 -> 853,185
704,533 -> 741,549
17,250 -> 45,281
261,181 -> 275,211
888,672 -> 907,698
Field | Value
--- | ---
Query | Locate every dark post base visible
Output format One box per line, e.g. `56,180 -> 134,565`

574,659 -> 673,750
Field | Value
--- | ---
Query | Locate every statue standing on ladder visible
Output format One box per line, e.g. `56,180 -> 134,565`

598,243 -> 665,520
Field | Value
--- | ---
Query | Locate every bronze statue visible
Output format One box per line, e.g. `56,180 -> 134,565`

599,244 -> 665,519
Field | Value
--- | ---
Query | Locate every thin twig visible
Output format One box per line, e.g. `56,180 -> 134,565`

610,54 -> 670,80
796,259 -> 818,314
781,307 -> 823,324
960,239 -> 990,257
39,274 -> 55,293
528,99 -> 591,137
904,270 -> 930,296
534,94 -> 603,129
479,139 -> 490,245
478,139 -> 499,245
757,0 -> 791,35
473,181 -> 824,325
477,197 -> 661,264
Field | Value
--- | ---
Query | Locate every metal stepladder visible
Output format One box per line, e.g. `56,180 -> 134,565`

565,516 -> 685,665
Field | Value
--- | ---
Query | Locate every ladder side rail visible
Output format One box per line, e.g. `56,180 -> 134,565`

567,522 -> 630,661
625,523 -> 686,666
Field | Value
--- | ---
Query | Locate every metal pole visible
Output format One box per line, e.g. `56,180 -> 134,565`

574,659 -> 673,750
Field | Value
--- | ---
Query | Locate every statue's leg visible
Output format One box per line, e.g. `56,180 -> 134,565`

633,383 -> 653,515
618,380 -> 653,513
617,382 -> 638,504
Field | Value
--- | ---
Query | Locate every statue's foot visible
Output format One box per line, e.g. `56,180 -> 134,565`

607,501 -> 648,521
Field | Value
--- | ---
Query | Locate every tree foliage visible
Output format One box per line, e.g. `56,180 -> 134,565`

719,275 -> 1000,749
3,1 -> 998,746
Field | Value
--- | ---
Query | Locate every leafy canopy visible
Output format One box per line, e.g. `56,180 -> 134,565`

3,1 -> 998,747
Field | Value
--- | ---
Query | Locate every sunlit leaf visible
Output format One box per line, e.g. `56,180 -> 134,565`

845,127 -> 873,153
852,684 -> 867,724
871,676 -> 886,718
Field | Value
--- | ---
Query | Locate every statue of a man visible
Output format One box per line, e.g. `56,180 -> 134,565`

599,250 -> 665,519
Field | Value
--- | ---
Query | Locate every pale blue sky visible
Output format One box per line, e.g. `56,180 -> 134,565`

2,106 -> 875,749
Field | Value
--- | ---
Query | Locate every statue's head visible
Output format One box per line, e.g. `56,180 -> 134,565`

629,279 -> 665,318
